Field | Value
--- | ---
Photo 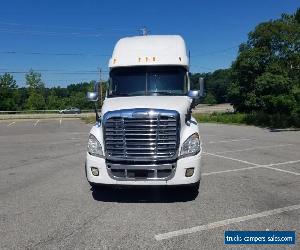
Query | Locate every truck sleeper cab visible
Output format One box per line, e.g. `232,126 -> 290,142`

86,35 -> 203,191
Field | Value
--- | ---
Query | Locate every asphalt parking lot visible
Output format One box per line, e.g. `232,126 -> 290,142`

0,119 -> 299,249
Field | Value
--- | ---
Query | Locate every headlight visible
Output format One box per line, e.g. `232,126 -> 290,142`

180,133 -> 201,157
87,134 -> 103,157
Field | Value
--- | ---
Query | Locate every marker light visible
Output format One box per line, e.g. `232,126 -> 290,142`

185,168 -> 194,177
91,167 -> 99,176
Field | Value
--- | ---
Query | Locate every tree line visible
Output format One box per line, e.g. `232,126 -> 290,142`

1,8 -> 299,125
190,8 -> 300,126
0,70 -> 94,111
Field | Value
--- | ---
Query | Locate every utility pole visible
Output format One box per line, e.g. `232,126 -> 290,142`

98,67 -> 103,107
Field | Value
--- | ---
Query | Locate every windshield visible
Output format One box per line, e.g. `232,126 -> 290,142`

108,66 -> 188,97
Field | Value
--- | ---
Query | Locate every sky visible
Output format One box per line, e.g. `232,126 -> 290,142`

0,0 -> 299,87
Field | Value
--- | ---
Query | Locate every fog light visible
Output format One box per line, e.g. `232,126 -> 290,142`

91,167 -> 99,176
185,168 -> 194,177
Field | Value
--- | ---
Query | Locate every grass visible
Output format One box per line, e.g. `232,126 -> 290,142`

81,116 -> 96,124
81,112 -> 300,128
195,112 -> 300,128
194,112 -> 247,125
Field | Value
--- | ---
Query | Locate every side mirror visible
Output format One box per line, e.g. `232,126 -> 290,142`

86,92 -> 99,102
188,90 -> 200,99
199,77 -> 205,97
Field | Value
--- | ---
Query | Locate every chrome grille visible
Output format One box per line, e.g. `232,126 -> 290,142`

103,109 -> 180,160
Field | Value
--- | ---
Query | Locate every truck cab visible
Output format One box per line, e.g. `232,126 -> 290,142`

86,35 -> 203,192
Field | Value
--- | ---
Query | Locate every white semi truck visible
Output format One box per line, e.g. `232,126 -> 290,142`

85,35 -> 204,192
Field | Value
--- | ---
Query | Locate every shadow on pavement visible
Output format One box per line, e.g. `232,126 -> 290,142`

269,128 -> 300,132
91,185 -> 199,203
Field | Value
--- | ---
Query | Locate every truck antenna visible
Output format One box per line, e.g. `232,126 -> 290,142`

140,27 -> 148,36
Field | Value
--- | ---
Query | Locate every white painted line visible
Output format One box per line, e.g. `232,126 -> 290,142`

7,121 -> 15,127
155,203 -> 300,241
263,166 -> 300,176
208,138 -> 253,144
204,153 -> 300,176
204,152 -> 258,166
69,132 -> 88,135
261,159 -> 300,175
202,166 -> 262,176
214,144 -> 294,154
59,118 -> 62,126
33,119 -> 40,127
262,159 -> 300,168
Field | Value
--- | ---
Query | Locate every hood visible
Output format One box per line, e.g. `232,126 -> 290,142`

101,96 -> 191,126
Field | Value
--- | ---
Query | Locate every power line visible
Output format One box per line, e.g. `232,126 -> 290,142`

0,72 -> 98,75
0,28 -> 104,37
0,22 -> 136,38
0,51 -> 110,57
0,20 -> 135,32
0,46 -> 239,58
0,70 -> 109,75
190,66 -> 215,71
191,45 -> 239,57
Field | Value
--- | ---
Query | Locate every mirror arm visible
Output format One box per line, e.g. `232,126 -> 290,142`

185,99 -> 196,124
94,102 -> 100,120
185,108 -> 192,124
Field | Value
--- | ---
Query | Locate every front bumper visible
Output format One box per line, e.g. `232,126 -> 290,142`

85,152 -> 202,186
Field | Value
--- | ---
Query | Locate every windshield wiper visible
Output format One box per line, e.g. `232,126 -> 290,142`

147,91 -> 176,96
109,93 -> 132,97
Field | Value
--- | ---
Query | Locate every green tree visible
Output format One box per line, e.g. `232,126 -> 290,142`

25,92 -> 46,110
203,93 -> 217,105
25,70 -> 46,110
46,89 -> 64,109
26,69 -> 45,93
0,73 -> 18,110
190,69 -> 232,104
229,8 -> 300,118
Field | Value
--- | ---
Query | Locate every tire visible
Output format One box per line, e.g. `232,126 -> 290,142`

186,181 -> 200,194
88,181 -> 98,188
192,181 -> 200,190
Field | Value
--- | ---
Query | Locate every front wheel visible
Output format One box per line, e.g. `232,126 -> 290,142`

88,181 -> 98,189
185,181 -> 200,194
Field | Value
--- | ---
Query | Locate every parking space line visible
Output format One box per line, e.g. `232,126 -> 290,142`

213,144 -> 294,154
33,119 -> 40,127
154,203 -> 300,241
202,166 -> 262,176
200,134 -> 218,137
205,153 -> 300,176
264,166 -> 300,176
60,117 -> 62,126
262,159 -> 300,168
208,138 -> 253,144
261,160 -> 300,176
7,121 -> 15,127
204,152 -> 258,166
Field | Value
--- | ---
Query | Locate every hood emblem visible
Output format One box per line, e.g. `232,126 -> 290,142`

132,110 -> 158,118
